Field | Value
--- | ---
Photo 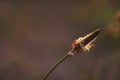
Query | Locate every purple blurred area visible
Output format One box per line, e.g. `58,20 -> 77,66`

0,0 -> 120,80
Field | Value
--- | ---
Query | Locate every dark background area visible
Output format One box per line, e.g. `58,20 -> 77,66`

0,0 -> 120,80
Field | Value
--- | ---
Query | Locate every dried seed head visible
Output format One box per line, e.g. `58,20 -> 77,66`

72,29 -> 100,53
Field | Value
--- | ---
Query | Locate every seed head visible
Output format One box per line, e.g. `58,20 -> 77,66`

72,29 -> 100,54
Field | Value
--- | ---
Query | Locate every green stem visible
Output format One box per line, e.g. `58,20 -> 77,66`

43,50 -> 74,80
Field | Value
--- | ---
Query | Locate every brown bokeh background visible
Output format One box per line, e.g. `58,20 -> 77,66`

0,0 -> 120,80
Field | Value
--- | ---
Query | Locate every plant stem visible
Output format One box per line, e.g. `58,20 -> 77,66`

43,50 -> 73,80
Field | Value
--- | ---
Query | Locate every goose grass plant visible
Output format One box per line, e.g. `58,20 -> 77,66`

43,29 -> 100,80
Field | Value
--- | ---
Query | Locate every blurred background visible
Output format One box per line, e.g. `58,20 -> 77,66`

0,0 -> 120,80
